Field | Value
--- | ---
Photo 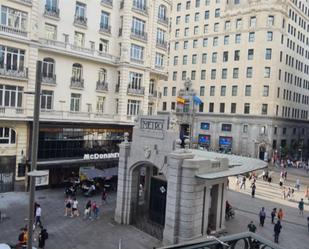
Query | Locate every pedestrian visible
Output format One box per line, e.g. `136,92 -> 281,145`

72,197 -> 79,217
101,188 -> 108,205
299,198 -> 304,216
91,201 -> 99,219
84,200 -> 91,220
287,187 -> 291,199
17,227 -> 28,249
268,175 -> 272,185
282,187 -> 286,199
240,176 -> 246,189
284,171 -> 287,180
291,188 -> 295,200
271,208 -> 277,224
236,176 -> 240,190
35,204 -> 42,228
38,227 -> 48,249
277,208 -> 284,220
279,177 -> 283,188
64,198 -> 72,217
296,178 -> 300,191
274,220 -> 282,243
251,182 -> 256,198
259,207 -> 266,227
247,221 -> 257,233
305,186 -> 309,203
307,216 -> 309,232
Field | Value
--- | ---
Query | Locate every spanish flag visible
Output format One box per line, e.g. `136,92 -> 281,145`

177,96 -> 185,104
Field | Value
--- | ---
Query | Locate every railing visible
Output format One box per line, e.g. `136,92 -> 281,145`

0,24 -> 27,37
0,67 -> 28,79
74,16 -> 87,27
130,58 -> 144,64
156,40 -> 168,49
101,0 -> 113,7
44,5 -> 60,18
158,17 -> 168,26
130,29 -> 147,41
149,91 -> 158,98
15,0 -> 32,5
96,81 -> 108,91
42,74 -> 56,84
70,44 -> 94,54
70,77 -> 84,89
0,107 -> 25,117
132,5 -> 148,15
100,23 -> 111,34
127,87 -> 145,95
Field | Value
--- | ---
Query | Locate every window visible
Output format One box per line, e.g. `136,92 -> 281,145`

200,122 -> 209,130
162,102 -> 167,111
265,48 -> 272,60
70,93 -> 81,112
248,49 -> 254,60
163,87 -> 168,96
231,103 -> 236,113
202,53 -> 207,63
100,11 -> 110,30
223,51 -> 228,62
195,0 -> 200,7
234,50 -> 240,61
129,72 -> 143,89
184,28 -> 189,36
232,86 -> 238,96
132,17 -> 145,36
0,84 -> 23,107
199,103 -> 204,112
177,3 -> 181,11
245,85 -> 251,96
185,14 -> 190,23
42,58 -> 55,78
261,104 -> 268,115
0,6 -> 27,31
0,127 -> 16,144
172,87 -> 176,96
248,32 -> 255,42
44,23 -> 57,40
210,86 -> 215,96
45,0 -> 58,11
263,85 -> 269,96
200,86 -> 205,96
243,124 -> 248,133
133,0 -> 147,11
72,63 -> 83,80
184,41 -> 188,49
214,23 -> 219,32
175,29 -> 179,37
213,37 -> 218,46
172,72 -> 177,81
182,71 -> 187,80
131,44 -> 144,61
211,69 -> 216,80
220,103 -> 225,113
173,56 -> 178,65
98,68 -> 107,82
224,21 -> 230,31
235,34 -> 241,43
267,15 -> 274,26
183,55 -> 188,65
192,54 -> 197,64
96,96 -> 105,113
233,68 -> 239,78
99,39 -> 109,53
174,42 -> 179,50
155,53 -> 164,67
215,8 -> 220,17
246,67 -> 253,78
158,5 -> 167,21
194,13 -> 199,22
250,16 -> 256,27
203,38 -> 208,47
75,2 -> 86,19
236,18 -> 242,29
224,35 -> 229,45
191,70 -> 196,80
222,124 -> 232,132
194,26 -> 199,35
282,128 -> 286,135
193,40 -> 198,48
209,102 -> 214,112
204,24 -> 209,34
267,31 -> 273,41
244,103 -> 250,114
204,10 -> 209,20
171,102 -> 176,111
212,52 -> 217,63
264,67 -> 271,78
201,70 -> 206,80
1,45 -> 23,73
41,90 -> 53,110
176,16 -> 180,25
221,68 -> 227,79
220,86 -> 226,96
127,99 -> 141,115
186,1 -> 191,9
74,31 -> 85,47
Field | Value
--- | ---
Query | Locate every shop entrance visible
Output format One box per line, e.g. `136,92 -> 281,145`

208,184 -> 219,231
0,156 -> 15,192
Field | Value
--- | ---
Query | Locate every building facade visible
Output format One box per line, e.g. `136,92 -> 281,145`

0,0 -> 170,190
160,0 -> 309,159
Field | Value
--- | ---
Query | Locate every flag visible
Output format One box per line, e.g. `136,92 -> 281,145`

177,96 -> 185,104
193,95 -> 203,105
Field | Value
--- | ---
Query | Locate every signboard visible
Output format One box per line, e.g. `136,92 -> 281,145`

83,153 -> 119,160
198,134 -> 211,145
140,118 -> 164,130
35,170 -> 49,187
200,122 -> 210,130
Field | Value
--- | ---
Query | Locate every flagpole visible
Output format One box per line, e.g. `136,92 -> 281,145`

190,94 -> 195,149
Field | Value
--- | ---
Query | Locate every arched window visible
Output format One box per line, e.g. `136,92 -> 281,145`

0,127 -> 16,144
72,63 -> 83,80
158,5 -> 167,21
42,58 -> 55,77
98,68 -> 107,82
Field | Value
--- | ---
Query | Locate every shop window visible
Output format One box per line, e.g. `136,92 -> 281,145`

0,127 -> 16,144
221,124 -> 232,132
200,122 -> 210,130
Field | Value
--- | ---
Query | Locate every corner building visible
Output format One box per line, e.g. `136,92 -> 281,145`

161,0 -> 309,159
0,0 -> 170,190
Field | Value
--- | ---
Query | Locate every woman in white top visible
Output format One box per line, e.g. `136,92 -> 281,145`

72,198 -> 79,217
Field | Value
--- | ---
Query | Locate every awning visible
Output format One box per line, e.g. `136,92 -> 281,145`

80,167 -> 118,180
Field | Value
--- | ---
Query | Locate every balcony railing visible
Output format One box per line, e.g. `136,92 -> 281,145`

44,5 -> 60,18
131,29 -> 147,41
0,107 -> 25,117
149,91 -> 158,98
156,40 -> 168,50
0,24 -> 27,37
101,0 -> 113,7
70,77 -> 84,89
158,17 -> 168,26
132,5 -> 148,15
0,67 -> 28,79
96,81 -> 108,91
130,57 -> 144,64
14,0 -> 32,5
100,23 -> 111,34
74,16 -> 87,27
127,87 -> 145,95
42,74 -> 56,84
70,44 -> 94,54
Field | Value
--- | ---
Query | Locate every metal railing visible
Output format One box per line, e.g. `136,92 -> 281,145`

42,74 -> 56,84
15,0 -> 32,5
70,77 -> 84,89
149,91 -> 158,98
74,15 -> 87,26
130,29 -> 147,41
0,107 -> 24,116
0,67 -> 28,79
96,81 -> 108,91
158,17 -> 168,26
101,0 -> 113,7
127,87 -> 145,95
156,40 -> 168,49
130,58 -> 144,64
44,5 -> 60,18
132,5 -> 148,15
100,23 -> 111,34
0,24 -> 27,37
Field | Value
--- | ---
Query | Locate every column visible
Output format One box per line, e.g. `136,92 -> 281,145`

202,186 -> 211,235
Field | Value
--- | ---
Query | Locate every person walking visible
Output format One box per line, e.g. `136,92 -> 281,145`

84,200 -> 91,220
247,221 -> 257,233
38,227 -> 48,249
251,182 -> 256,198
35,204 -> 42,228
72,198 -> 79,217
274,220 -> 282,243
279,177 -> 283,188
271,208 -> 277,224
259,207 -> 266,227
240,176 -> 246,189
277,208 -> 284,220
299,198 -> 304,216
296,178 -> 300,191
101,188 -> 108,205
64,198 -> 72,217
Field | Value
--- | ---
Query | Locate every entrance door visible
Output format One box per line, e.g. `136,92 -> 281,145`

149,177 -> 167,226
0,156 -> 16,192
259,146 -> 266,160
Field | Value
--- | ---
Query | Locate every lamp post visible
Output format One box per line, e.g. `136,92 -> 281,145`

26,61 -> 42,249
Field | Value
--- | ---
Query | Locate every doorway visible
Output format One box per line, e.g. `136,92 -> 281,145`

259,146 -> 266,160
0,156 -> 16,192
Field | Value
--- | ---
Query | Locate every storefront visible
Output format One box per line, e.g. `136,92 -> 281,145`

219,136 -> 233,153
198,134 -> 211,149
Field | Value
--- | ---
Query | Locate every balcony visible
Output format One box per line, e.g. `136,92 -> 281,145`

127,87 -> 145,96
149,91 -> 158,98
44,5 -> 60,19
132,5 -> 148,16
70,77 -> 84,89
0,24 -> 27,37
158,17 -> 168,26
42,74 -> 56,85
156,40 -> 168,50
130,29 -> 147,42
12,0 -> 32,6
0,67 -> 28,80
74,16 -> 87,27
130,57 -> 144,64
96,81 -> 108,92
101,0 -> 113,7
100,23 -> 111,35
0,107 -> 25,119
